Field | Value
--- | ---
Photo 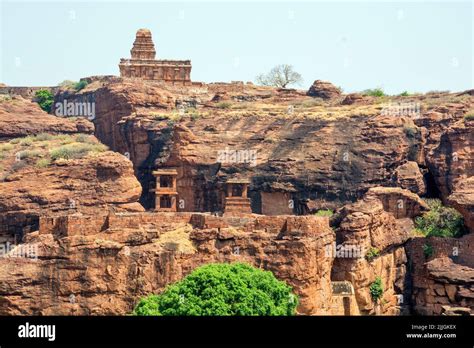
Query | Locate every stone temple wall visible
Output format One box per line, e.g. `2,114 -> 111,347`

119,29 -> 192,85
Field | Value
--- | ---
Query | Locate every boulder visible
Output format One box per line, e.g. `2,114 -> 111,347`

307,80 -> 341,99
393,161 -> 427,195
341,93 -> 369,105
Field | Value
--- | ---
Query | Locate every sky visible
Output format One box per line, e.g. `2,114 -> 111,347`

1,0 -> 472,94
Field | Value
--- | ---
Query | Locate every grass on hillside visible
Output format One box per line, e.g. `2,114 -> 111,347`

0,133 -> 108,181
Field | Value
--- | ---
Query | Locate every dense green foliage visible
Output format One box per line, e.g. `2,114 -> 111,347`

414,199 -> 465,238
133,263 -> 298,316
35,90 -> 54,113
369,276 -> 383,302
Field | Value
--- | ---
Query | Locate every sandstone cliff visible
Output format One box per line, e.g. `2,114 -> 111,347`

0,78 -> 472,316
0,213 -> 334,315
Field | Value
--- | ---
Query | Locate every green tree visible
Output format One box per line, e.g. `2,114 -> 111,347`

133,263 -> 298,316
35,90 -> 54,113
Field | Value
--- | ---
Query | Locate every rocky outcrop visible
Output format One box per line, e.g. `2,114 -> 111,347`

0,152 -> 143,245
448,177 -> 474,233
393,161 -> 427,195
1,76 -> 472,317
331,192 -> 413,315
0,213 -> 334,315
58,78 -> 433,212
0,96 -> 93,139
307,80 -> 341,99
426,118 -> 473,200
51,78 -> 474,215
341,93 -> 370,105
365,187 -> 429,219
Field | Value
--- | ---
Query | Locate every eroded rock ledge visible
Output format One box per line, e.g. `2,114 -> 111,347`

0,212 -> 334,315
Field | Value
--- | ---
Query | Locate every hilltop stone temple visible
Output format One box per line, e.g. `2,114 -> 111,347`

119,28 -> 192,84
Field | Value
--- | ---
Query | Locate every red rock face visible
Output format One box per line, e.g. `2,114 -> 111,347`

59,80 -> 441,213
448,177 -> 474,233
394,161 -> 427,195
307,80 -> 342,99
424,115 -> 474,232
0,96 -> 93,138
0,152 -> 143,244
406,234 -> 474,315
331,191 -> 417,315
0,213 -> 334,315
0,78 -> 473,316
0,96 -> 144,245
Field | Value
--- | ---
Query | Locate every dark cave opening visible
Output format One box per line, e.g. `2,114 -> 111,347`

423,170 -> 441,199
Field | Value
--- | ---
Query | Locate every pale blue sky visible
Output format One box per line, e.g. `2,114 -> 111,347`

1,0 -> 472,94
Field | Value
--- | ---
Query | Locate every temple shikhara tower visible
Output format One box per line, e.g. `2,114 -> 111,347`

119,28 -> 191,84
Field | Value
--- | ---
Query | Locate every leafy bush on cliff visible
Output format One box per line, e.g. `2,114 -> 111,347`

74,80 -> 88,91
414,199 -> 465,238
369,276 -> 383,302
35,90 -> 54,113
133,263 -> 298,316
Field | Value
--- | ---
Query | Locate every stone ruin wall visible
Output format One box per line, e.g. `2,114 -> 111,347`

14,211 -> 340,315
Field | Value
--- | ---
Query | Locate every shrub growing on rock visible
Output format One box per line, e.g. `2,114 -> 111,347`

74,80 -> 88,91
414,199 -> 465,238
315,209 -> 334,217
133,263 -> 298,316
369,276 -> 383,302
365,247 -> 380,261
50,143 -> 107,161
35,90 -> 54,113
215,101 -> 232,109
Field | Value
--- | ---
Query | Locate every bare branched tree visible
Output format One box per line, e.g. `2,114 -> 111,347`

256,64 -> 303,88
